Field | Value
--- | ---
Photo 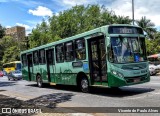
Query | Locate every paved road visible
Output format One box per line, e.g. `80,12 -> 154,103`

0,75 -> 160,115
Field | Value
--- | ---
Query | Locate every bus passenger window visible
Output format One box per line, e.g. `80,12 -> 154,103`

65,42 -> 74,61
39,49 -> 46,64
56,44 -> 64,63
75,39 -> 86,60
33,51 -> 39,65
48,49 -> 54,65
22,54 -> 27,66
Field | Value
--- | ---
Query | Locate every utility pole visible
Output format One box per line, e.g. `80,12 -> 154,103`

132,0 -> 135,25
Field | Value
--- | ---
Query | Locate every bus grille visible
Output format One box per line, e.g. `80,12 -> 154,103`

122,63 -> 147,70
124,74 -> 147,83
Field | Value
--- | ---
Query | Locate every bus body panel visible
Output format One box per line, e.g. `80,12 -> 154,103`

32,65 -> 39,81
22,67 -> 28,81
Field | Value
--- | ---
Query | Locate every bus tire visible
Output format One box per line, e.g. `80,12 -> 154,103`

37,75 -> 43,88
79,77 -> 89,93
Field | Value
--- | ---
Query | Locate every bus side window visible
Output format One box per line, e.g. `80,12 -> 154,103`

22,54 -> 27,67
56,44 -> 64,63
33,51 -> 39,65
65,41 -> 74,61
48,49 -> 54,65
39,49 -> 46,64
75,39 -> 86,60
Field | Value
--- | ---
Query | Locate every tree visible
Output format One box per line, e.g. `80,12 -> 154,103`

30,5 -> 133,49
114,15 -> 132,24
29,20 -> 51,48
136,16 -> 157,39
0,36 -> 20,64
0,24 -> 5,39
2,46 -> 20,63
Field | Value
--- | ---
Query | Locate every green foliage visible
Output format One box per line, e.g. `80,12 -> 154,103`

2,46 -> 20,63
29,5 -> 133,48
0,24 -> 5,39
29,20 -> 52,48
136,16 -> 157,39
145,32 -> 160,55
0,36 -> 20,64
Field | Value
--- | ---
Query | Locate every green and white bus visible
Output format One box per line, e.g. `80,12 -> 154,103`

20,24 -> 150,92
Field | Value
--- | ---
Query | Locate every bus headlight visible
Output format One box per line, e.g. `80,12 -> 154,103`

111,70 -> 124,78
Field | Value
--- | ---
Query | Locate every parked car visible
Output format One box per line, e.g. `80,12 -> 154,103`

3,71 -> 7,76
0,71 -> 4,77
149,64 -> 157,76
8,70 -> 22,80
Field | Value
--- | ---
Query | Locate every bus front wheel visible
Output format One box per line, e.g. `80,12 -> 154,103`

37,75 -> 43,88
80,77 -> 89,93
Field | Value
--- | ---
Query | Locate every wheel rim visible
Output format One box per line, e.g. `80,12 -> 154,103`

81,79 -> 89,92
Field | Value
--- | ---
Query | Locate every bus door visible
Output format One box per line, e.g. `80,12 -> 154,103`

88,36 -> 107,85
27,54 -> 33,81
46,48 -> 55,83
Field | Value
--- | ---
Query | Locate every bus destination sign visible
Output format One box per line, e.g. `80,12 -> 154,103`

120,28 -> 133,34
108,26 -> 143,34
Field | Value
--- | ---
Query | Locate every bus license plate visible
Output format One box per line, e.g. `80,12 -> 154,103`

134,78 -> 140,83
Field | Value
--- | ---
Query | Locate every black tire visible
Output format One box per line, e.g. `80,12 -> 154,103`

79,77 -> 89,93
37,75 -> 43,88
8,78 -> 10,81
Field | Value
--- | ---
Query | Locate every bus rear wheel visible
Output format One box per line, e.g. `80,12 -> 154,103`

80,77 -> 89,93
37,75 -> 43,88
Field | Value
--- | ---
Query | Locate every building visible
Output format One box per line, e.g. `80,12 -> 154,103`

5,26 -> 26,40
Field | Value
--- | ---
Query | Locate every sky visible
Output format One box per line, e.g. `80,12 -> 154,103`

0,0 -> 160,35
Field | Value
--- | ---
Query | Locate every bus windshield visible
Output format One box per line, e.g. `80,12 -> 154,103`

111,37 -> 147,63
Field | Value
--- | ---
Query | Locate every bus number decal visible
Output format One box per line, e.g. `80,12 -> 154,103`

72,62 -> 83,67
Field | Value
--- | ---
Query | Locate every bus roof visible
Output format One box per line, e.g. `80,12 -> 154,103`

21,24 -> 141,54
3,61 -> 21,65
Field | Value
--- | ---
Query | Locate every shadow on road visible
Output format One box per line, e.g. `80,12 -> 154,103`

0,92 -> 74,115
26,84 -> 80,92
0,82 -> 16,87
26,83 -> 155,97
89,86 -> 155,97
26,93 -> 74,108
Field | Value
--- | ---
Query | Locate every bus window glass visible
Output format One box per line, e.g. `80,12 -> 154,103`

33,51 -> 39,65
111,37 -> 146,63
65,42 -> 74,61
100,39 -> 106,60
22,54 -> 27,66
131,38 -> 140,52
56,44 -> 64,62
75,39 -> 86,60
91,41 -> 98,60
48,49 -> 54,64
39,49 -> 45,64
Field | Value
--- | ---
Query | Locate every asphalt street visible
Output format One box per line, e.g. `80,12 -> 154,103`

0,75 -> 160,115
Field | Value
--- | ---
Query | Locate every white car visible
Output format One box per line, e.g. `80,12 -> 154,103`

156,64 -> 160,70
149,64 -> 157,76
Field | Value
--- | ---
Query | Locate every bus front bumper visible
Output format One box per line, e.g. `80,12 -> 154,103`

108,73 -> 150,87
